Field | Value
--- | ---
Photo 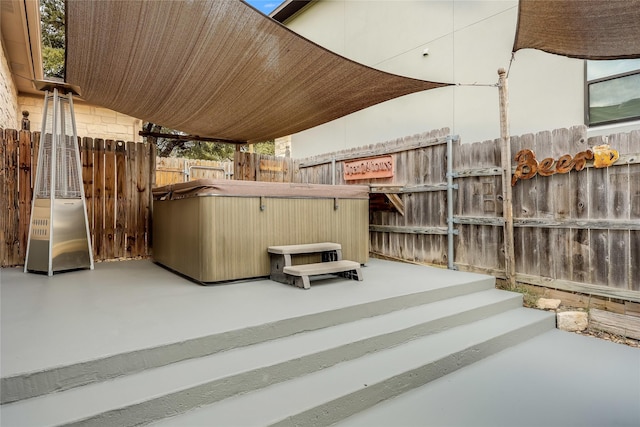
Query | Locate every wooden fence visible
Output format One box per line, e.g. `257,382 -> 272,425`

234,151 -> 296,183
235,128 -> 454,266
3,125 -> 639,302
1,129 -> 154,267
155,157 -> 232,186
509,128 -> 639,299
235,126 -> 640,302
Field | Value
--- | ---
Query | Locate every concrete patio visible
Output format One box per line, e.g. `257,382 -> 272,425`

1,258 -> 638,426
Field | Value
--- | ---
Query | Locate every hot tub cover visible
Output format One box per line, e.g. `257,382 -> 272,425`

153,179 -> 370,200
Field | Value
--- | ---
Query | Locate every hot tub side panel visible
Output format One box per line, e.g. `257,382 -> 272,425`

153,195 -> 369,283
200,196 -> 369,283
152,197 -> 206,281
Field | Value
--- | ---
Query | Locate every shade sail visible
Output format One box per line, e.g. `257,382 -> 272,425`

65,0 -> 449,143
513,0 -> 640,60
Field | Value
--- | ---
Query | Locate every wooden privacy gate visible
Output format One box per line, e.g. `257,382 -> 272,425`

155,157 -> 231,186
236,126 -> 640,302
1,129 -> 154,267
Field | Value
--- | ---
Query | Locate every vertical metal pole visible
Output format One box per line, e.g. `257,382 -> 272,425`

331,158 -> 336,185
498,68 -> 516,286
59,94 -> 68,197
24,91 -> 50,272
446,135 -> 458,270
69,92 -> 94,269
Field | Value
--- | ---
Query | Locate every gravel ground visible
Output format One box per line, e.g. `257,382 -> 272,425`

500,283 -> 640,349
574,327 -> 640,348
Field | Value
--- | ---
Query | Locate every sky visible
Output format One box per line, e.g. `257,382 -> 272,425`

245,0 -> 280,15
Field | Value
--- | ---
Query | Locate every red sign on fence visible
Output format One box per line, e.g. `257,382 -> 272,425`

343,155 -> 394,181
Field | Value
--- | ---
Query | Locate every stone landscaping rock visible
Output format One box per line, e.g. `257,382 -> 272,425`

557,311 -> 588,332
537,298 -> 561,310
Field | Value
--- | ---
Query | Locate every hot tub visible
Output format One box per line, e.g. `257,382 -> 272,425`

152,179 -> 369,283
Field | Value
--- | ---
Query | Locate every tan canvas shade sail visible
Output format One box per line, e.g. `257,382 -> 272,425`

513,0 -> 640,60
65,0 -> 449,143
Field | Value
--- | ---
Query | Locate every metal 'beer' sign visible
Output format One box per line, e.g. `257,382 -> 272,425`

511,144 -> 619,186
344,155 -> 394,181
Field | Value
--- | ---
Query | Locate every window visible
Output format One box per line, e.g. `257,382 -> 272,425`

586,59 -> 640,126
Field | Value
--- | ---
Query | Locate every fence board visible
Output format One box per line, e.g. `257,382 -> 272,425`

535,131 -> 554,280
93,139 -> 105,261
5,130 -> 19,266
434,143 -> 447,227
629,130 -> 640,220
104,140 -> 116,260
511,136 -> 530,280
81,137 -> 94,253
115,141 -> 127,258
126,141 -> 138,258
468,143 -> 484,269
136,142 -> 149,257
514,134 -> 536,277
588,137 -> 608,287
609,158 -> 630,289
569,130 -> 591,283
609,229 -> 630,289
551,129 -> 571,282
248,151 -> 257,181
146,144 -> 154,255
631,178 -> 640,288
389,150 -> 402,259
416,148 -> 429,262
571,228 -> 590,284
148,143 -> 156,248
630,131 -> 640,291
632,230 -> 640,291
485,141 -> 503,269
405,149 -> 421,261
454,140 -> 472,267
400,145 -> 412,259
0,129 -> 6,265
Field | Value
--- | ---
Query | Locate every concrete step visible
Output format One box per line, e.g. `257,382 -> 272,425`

152,308 -> 554,427
0,289 -> 523,427
1,273 -> 494,404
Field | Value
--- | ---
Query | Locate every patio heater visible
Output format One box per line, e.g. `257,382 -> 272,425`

24,82 -> 94,275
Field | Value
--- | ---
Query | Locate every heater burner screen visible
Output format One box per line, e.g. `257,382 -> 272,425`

34,135 -> 82,199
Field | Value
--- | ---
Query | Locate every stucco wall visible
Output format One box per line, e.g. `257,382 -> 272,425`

18,94 -> 143,142
0,41 -> 20,129
283,0 -> 586,158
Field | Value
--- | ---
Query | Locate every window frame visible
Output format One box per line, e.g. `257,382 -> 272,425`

585,62 -> 640,127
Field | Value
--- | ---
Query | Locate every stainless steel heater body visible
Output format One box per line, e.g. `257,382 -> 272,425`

24,85 -> 94,275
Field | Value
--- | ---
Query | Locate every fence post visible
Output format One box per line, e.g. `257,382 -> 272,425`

0,128 -> 6,266
446,135 -> 458,270
498,68 -> 516,286
18,131 -> 33,263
